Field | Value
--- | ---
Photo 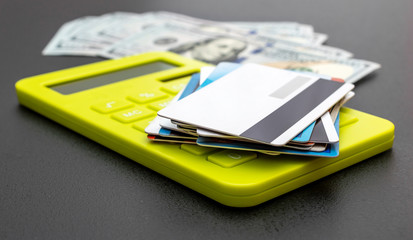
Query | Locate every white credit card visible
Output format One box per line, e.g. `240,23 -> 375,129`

158,66 -> 213,134
309,91 -> 354,143
158,63 -> 354,146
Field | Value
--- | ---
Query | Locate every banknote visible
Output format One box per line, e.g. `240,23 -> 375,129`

312,33 -> 329,45
155,11 -> 251,36
226,21 -> 326,45
42,12 -> 162,56
258,37 -> 352,58
42,12 -> 337,58
161,13 -> 347,59
227,21 -> 315,37
42,16 -> 101,56
99,18 -> 350,65
156,12 -> 329,46
42,11 -> 250,57
242,47 -> 380,83
41,11 -> 380,82
67,12 -> 157,43
99,23 -> 263,64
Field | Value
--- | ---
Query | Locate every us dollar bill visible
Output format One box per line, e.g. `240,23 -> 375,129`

226,21 -> 325,45
226,21 -> 315,37
99,23 -> 263,65
156,12 -> 329,46
42,11 -> 337,58
99,20 -> 351,65
256,36 -> 352,58
42,11 -> 379,83
241,47 -> 380,83
42,16 -> 102,56
42,12 -> 162,56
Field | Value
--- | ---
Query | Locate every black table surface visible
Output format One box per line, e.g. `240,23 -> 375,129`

1,0 -> 412,239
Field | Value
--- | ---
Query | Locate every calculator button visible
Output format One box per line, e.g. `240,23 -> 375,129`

132,118 -> 155,132
127,91 -> 168,104
181,144 -> 216,155
91,100 -> 134,114
111,107 -> 154,123
207,150 -> 257,168
160,82 -> 187,94
147,99 -> 172,111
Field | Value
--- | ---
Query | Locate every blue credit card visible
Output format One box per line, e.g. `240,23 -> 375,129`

198,62 -> 240,89
197,113 -> 340,158
179,73 -> 201,100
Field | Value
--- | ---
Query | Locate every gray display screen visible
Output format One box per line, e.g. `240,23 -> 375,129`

49,61 -> 177,94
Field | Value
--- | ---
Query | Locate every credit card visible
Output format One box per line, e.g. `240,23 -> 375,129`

159,63 -> 354,146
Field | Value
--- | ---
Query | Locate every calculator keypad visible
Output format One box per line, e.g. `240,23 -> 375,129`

181,144 -> 216,155
91,99 -> 134,114
90,86 -> 259,169
160,82 -> 187,94
147,98 -> 173,111
132,118 -> 154,132
111,107 -> 154,123
208,150 -> 257,168
127,91 -> 168,104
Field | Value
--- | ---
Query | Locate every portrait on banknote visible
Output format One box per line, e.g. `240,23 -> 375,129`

170,37 -> 247,64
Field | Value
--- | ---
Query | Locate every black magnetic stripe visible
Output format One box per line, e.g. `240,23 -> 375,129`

309,118 -> 329,143
240,79 -> 343,144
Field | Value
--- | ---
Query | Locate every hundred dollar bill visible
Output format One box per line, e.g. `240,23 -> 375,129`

259,37 -> 352,58
42,16 -> 101,56
98,20 -> 344,65
312,33 -> 328,45
226,21 -> 322,45
99,15 -> 350,63
241,47 -> 380,83
100,23 -> 263,64
155,11 -> 251,36
262,33 -> 328,46
64,12 -> 155,44
261,32 -> 328,46
159,12 -> 328,46
226,21 -> 315,37
42,12 -> 162,56
43,11 -> 346,60
154,12 -> 345,58
42,15 -> 116,56
240,22 -> 328,45
42,11 -> 378,83
43,11 -> 251,57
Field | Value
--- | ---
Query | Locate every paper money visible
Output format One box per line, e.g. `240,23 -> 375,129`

42,11 -> 337,59
100,23 -> 262,65
42,16 -> 101,56
242,47 -> 380,83
43,12 -> 162,56
42,11 -> 380,83
227,21 -> 315,36
227,21 -> 323,45
99,15 -> 349,64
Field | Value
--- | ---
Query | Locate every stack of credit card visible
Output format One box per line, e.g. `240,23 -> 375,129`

146,63 -> 355,157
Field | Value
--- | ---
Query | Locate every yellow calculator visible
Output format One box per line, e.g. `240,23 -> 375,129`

16,52 -> 394,207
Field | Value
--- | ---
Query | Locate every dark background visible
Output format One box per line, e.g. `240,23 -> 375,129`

1,0 -> 412,239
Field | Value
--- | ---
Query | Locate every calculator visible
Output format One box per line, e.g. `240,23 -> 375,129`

15,52 -> 394,207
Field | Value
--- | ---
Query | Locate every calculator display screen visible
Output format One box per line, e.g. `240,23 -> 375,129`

49,61 -> 177,94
